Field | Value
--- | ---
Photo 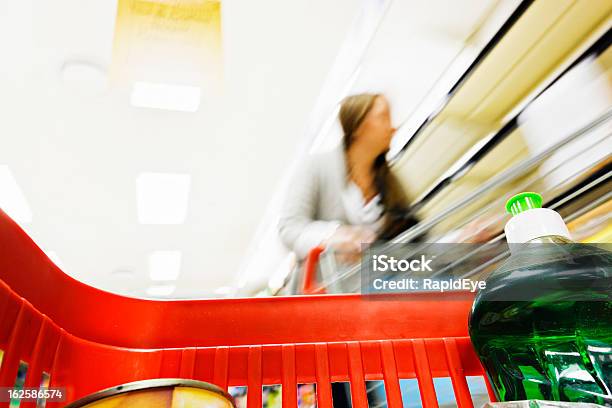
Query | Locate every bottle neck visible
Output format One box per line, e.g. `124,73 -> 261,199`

527,235 -> 573,244
508,234 -> 573,255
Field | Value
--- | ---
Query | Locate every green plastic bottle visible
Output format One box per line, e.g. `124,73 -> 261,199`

468,192 -> 612,405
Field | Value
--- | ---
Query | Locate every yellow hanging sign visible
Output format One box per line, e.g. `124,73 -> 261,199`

111,0 -> 222,92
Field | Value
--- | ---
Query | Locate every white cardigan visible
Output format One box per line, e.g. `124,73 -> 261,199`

278,147 -> 383,259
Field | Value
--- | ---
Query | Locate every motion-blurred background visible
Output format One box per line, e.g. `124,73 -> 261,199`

0,0 -> 610,299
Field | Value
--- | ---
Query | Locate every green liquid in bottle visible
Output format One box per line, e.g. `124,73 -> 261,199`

469,193 -> 612,406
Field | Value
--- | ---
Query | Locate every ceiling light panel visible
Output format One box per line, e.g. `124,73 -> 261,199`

0,165 -> 32,224
137,172 -> 191,224
146,284 -> 176,297
130,81 -> 201,112
148,250 -> 182,281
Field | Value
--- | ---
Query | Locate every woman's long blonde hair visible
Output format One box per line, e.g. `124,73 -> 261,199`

339,93 -> 416,240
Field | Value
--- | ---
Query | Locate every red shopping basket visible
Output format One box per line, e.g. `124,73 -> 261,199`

0,209 -> 495,407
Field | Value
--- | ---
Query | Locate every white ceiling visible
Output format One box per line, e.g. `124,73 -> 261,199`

0,0 -> 360,297
0,0 -> 516,298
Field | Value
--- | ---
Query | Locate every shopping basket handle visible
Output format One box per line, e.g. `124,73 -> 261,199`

302,246 -> 326,294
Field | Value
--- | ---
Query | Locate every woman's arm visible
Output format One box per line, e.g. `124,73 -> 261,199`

278,155 -> 339,259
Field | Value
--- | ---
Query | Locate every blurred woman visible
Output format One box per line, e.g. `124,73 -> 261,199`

279,93 -> 416,268
279,93 -> 416,405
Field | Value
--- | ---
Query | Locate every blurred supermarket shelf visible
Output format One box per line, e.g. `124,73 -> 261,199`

292,2 -> 612,294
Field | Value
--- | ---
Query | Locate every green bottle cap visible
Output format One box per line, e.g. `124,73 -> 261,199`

505,192 -> 543,216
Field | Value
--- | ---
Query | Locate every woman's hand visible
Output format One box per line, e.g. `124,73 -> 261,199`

323,225 -> 377,264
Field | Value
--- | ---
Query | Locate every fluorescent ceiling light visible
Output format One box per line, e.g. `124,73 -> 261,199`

0,165 -> 32,224
146,285 -> 176,297
130,81 -> 201,112
137,172 -> 191,224
148,250 -> 182,281
214,286 -> 234,295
